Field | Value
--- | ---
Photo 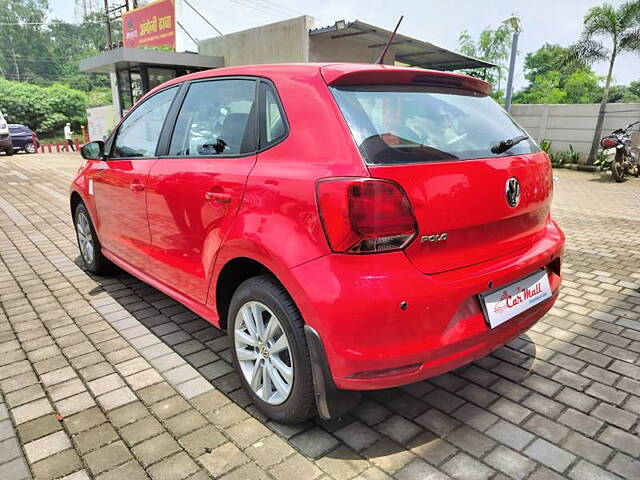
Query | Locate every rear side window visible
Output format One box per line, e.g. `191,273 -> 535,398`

112,86 -> 178,158
259,82 -> 287,147
169,79 -> 257,156
331,85 -> 538,165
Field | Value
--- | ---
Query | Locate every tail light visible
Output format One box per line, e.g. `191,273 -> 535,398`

316,178 -> 417,253
600,136 -> 618,149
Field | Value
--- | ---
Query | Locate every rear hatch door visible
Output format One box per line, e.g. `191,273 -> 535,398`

326,67 -> 552,274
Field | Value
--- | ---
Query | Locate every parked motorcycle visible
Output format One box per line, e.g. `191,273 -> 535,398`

600,121 -> 639,182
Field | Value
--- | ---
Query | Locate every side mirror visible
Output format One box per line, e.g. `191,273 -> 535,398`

81,141 -> 105,160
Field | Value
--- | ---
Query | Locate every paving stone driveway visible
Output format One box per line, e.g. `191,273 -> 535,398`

0,153 -> 639,480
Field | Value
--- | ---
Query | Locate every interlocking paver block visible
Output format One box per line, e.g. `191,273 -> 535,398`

485,420 -> 534,451
441,452 -> 494,480
132,433 -> 181,467
56,391 -> 96,417
94,460 -> 149,480
31,449 -> 83,480
485,446 -> 536,478
73,423 -> 119,454
178,425 -> 227,457
524,439 -> 575,473
84,440 -> 132,475
12,397 -> 53,424
0,456 -> 31,480
23,430 -> 72,463
245,434 -> 295,469
289,426 -> 340,459
88,373 -> 125,396
121,415 -> 164,447
198,442 -> 248,477
0,436 -> 22,463
334,421 -> 381,452
147,452 -> 200,480
268,453 -> 322,480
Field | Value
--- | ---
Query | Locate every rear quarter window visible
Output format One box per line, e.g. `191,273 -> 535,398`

331,85 -> 538,165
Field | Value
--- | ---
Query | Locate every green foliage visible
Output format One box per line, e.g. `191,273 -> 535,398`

514,43 -> 604,104
593,149 -> 611,167
546,144 -> 583,165
566,144 -> 582,163
0,1 -> 115,91
458,17 -> 519,97
87,87 -> 113,107
563,70 -> 603,103
539,139 -> 552,153
0,78 -> 87,136
513,72 -> 567,104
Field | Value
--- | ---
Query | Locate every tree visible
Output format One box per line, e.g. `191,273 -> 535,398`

565,1 -> 640,163
0,0 -> 50,82
522,44 -> 587,84
458,18 -> 519,99
0,79 -> 87,136
563,70 -> 603,103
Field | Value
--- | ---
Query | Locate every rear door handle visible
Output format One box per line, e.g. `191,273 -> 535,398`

205,191 -> 232,203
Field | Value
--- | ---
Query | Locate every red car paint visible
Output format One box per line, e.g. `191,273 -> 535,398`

71,63 -> 564,391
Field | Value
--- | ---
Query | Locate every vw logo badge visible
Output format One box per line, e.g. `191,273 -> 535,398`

506,177 -> 520,207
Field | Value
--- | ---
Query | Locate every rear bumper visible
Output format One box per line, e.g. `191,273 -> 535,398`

286,219 -> 564,390
0,135 -> 12,150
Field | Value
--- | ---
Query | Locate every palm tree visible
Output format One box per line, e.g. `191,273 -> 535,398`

566,1 -> 640,164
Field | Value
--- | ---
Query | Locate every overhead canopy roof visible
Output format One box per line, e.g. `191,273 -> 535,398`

79,47 -> 224,74
310,20 -> 495,71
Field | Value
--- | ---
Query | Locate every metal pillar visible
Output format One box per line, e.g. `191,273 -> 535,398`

504,26 -> 520,112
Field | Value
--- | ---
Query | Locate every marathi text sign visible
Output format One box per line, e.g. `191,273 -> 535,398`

122,0 -> 176,50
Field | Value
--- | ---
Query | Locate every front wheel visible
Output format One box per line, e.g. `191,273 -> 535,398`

229,275 -> 316,424
611,153 -> 626,182
5,148 -> 13,156
25,143 -> 36,154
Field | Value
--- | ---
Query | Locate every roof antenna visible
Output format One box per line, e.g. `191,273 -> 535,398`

375,15 -> 404,64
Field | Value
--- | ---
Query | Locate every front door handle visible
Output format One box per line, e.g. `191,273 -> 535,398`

205,191 -> 232,204
130,182 -> 144,193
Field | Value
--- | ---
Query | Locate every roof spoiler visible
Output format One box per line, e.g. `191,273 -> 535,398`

321,65 -> 492,96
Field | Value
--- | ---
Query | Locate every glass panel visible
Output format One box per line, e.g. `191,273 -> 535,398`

331,85 -> 538,165
148,68 -> 176,89
130,70 -> 143,105
169,79 -> 256,156
112,86 -> 177,158
117,70 -> 133,111
263,84 -> 286,144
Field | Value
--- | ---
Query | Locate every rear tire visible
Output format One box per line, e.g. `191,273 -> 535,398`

25,143 -> 36,154
74,203 -> 114,275
229,275 -> 316,424
5,148 -> 13,156
611,152 -> 626,182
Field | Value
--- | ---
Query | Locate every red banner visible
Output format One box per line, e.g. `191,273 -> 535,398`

122,0 -> 176,51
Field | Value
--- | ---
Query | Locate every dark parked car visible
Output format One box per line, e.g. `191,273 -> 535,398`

9,124 -> 39,154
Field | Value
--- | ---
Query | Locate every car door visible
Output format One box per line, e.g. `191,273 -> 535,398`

92,85 -> 179,273
145,78 -> 259,303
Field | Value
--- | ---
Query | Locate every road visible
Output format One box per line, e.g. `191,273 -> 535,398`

0,152 -> 638,479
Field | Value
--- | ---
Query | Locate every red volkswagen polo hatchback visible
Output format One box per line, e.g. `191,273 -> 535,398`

71,63 -> 564,423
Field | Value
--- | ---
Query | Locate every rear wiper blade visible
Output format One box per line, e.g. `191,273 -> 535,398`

491,135 -> 529,154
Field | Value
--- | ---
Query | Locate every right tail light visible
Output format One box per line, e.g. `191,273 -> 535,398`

316,177 -> 417,253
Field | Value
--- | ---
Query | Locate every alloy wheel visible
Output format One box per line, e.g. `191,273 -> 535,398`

76,212 -> 95,265
25,143 -> 36,154
234,301 -> 294,405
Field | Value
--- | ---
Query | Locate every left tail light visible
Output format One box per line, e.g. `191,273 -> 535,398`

316,177 -> 417,253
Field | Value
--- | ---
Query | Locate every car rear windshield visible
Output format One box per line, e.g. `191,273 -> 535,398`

330,85 -> 538,165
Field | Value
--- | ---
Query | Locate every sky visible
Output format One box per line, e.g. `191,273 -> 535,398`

49,0 -> 640,91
